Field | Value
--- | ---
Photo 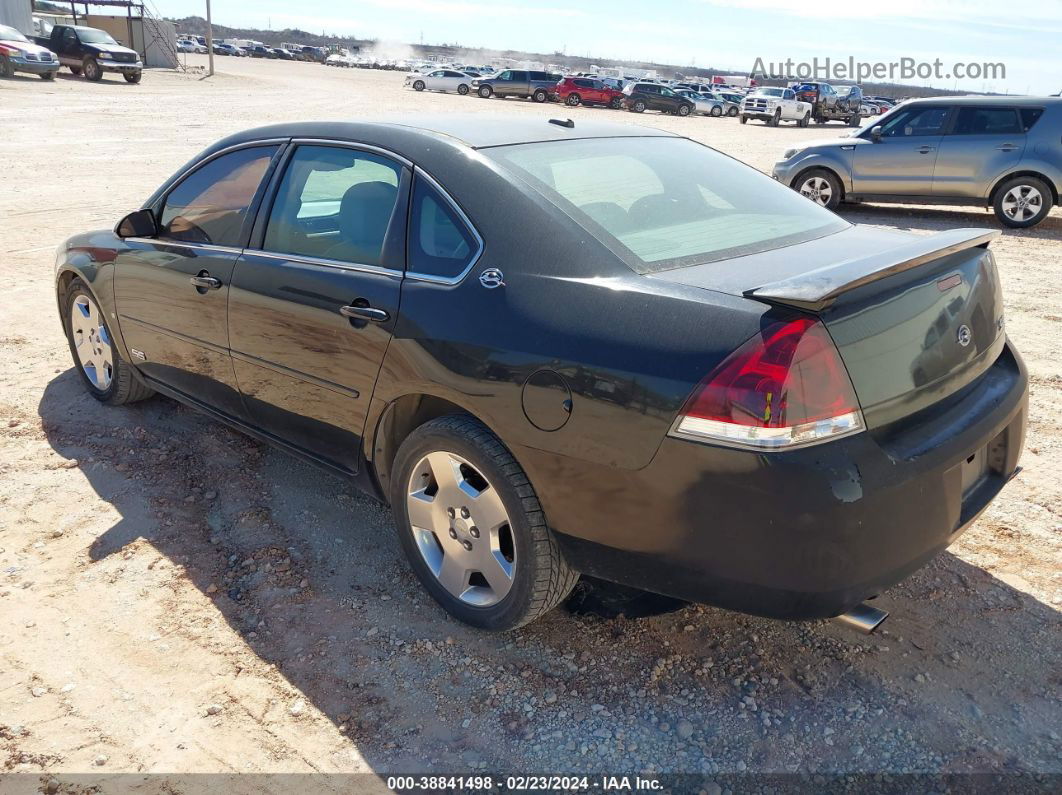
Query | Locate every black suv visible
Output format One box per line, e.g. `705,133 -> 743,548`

472,70 -> 562,102
623,82 -> 695,116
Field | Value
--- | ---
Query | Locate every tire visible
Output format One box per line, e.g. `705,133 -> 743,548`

457,83 -> 469,95
413,79 -> 425,91
83,57 -> 102,81
740,114 -> 748,124
0,56 -> 11,78
566,93 -> 580,106
532,88 -> 548,103
62,278 -> 153,406
41,70 -> 56,80
799,111 -> 811,128
794,168 -> 842,210
391,415 -> 579,631
609,96 -> 623,110
123,71 -> 141,84
69,65 -> 81,75
677,103 -> 691,117
478,85 -> 492,98
992,176 -> 1053,228
849,114 -> 862,127
727,106 -> 738,117
631,99 -> 646,113
710,105 -> 722,117
768,108 -> 781,127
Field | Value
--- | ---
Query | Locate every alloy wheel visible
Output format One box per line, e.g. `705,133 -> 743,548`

70,295 -> 113,389
1001,185 -> 1043,222
799,176 -> 833,206
405,451 -> 516,607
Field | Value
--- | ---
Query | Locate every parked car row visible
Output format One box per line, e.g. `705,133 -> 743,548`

2,22 -> 143,83
403,69 -> 750,119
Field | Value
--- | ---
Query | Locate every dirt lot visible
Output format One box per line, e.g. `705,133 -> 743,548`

1,56 -> 1060,786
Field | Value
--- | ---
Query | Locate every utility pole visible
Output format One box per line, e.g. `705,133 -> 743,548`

206,0 -> 215,76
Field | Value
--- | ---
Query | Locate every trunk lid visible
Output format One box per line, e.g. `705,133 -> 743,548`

650,226 -> 1006,429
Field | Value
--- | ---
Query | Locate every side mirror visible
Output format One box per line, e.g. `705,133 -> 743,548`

870,125 -> 883,141
116,208 -> 158,238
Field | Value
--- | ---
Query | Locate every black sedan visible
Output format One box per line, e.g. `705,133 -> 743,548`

54,115 -> 1027,631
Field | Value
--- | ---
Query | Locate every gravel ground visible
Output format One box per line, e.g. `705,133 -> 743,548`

1,57 -> 1060,788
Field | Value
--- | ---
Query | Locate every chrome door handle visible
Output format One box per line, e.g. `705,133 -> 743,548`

340,305 -> 390,322
917,146 -> 935,153
190,275 -> 222,289
996,143 -> 1018,151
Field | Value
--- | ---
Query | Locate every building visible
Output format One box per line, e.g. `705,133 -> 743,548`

0,0 -> 32,34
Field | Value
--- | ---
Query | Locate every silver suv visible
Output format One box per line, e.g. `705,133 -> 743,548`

772,96 -> 1061,228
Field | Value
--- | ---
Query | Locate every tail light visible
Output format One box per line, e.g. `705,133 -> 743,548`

669,317 -> 865,450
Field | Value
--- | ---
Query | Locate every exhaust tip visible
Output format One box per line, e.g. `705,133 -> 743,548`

833,603 -> 889,634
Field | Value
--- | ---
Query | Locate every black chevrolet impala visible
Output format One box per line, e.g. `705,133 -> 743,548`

54,116 -> 1027,631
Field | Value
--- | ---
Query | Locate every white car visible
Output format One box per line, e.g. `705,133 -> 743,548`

676,89 -> 725,116
176,39 -> 196,53
405,68 -> 475,95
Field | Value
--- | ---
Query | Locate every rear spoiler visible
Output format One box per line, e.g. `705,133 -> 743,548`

744,228 -> 1000,312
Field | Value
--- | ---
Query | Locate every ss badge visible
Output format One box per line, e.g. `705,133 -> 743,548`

479,268 -> 505,289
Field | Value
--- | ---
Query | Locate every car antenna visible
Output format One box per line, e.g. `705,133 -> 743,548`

549,118 -> 575,128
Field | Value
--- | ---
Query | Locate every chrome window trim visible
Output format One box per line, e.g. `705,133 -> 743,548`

156,138 -> 290,207
288,138 -> 414,168
124,238 -> 245,256
243,249 -> 403,278
404,168 -> 485,286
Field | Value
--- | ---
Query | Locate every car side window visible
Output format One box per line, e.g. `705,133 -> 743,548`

408,176 -> 477,279
783,89 -> 794,100
263,145 -> 402,267
512,70 -> 528,81
496,70 -> 511,80
63,28 -> 76,48
951,107 -> 1022,135
881,106 -> 951,137
158,145 -> 278,246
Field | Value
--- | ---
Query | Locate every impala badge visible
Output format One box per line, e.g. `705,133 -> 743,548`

956,324 -> 972,347
479,268 -> 505,289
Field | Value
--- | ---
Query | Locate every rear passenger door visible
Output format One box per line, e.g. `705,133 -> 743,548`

508,70 -> 530,96
227,142 -> 410,473
932,106 -> 1027,197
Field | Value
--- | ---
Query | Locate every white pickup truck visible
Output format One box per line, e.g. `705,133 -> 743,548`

740,87 -> 812,127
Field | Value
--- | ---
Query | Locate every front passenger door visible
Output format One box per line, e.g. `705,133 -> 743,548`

228,143 -> 409,473
851,105 -> 953,195
113,144 -> 280,418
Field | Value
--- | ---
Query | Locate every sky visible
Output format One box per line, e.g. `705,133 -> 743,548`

160,0 -> 1062,95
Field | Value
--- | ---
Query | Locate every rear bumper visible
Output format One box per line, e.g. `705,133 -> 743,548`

539,341 -> 1028,620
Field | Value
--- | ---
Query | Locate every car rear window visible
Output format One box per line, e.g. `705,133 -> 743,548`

485,137 -> 848,274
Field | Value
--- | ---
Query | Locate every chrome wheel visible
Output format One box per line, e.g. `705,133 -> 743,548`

799,176 -> 833,206
1001,185 -> 1043,222
406,451 -> 516,607
70,295 -> 113,390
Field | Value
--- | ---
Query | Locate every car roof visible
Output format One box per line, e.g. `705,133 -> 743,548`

904,95 -> 1062,106
227,115 -> 678,150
